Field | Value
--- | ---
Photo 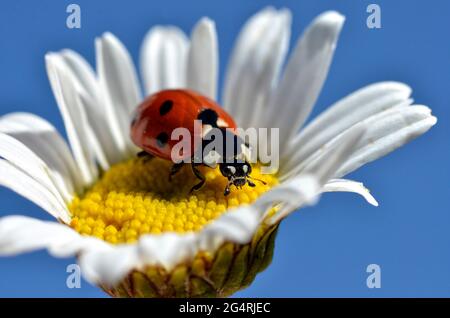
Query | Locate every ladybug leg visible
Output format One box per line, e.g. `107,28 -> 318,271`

137,151 -> 153,163
169,162 -> 184,181
247,179 -> 256,187
189,163 -> 206,193
224,182 -> 232,196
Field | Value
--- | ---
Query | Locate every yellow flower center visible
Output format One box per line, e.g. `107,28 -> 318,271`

69,158 -> 278,244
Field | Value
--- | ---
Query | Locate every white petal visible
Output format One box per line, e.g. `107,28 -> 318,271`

268,128 -> 364,223
187,18 -> 218,99
59,49 -> 99,99
336,106 -> 437,177
46,54 -> 99,185
140,26 -> 189,95
302,124 -> 366,184
79,245 -> 139,285
0,112 -> 82,194
322,179 -> 379,206
266,11 -> 344,149
58,49 -> 126,166
280,82 -> 412,174
96,33 -> 142,114
48,235 -> 109,258
202,207 -> 261,245
82,197 -> 321,286
77,206 -> 264,286
0,162 -> 70,223
281,104 -> 428,181
0,215 -> 109,256
77,92 -> 123,168
222,7 -> 275,114
58,51 -> 110,167
96,33 -> 142,155
260,174 -> 321,224
222,8 -> 291,128
138,233 -> 197,270
0,133 -> 70,205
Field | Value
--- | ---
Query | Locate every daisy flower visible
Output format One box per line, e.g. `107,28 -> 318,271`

0,8 -> 436,297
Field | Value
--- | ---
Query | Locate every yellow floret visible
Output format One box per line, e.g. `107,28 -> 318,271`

69,157 -> 278,244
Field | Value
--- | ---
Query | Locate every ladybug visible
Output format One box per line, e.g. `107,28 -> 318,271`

130,89 -> 265,195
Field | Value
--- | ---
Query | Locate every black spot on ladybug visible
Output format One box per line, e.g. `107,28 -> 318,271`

159,100 -> 173,116
156,132 -> 169,148
130,117 -> 137,127
197,108 -> 219,127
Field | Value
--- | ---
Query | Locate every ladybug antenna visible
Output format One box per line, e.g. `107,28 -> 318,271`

247,175 -> 267,185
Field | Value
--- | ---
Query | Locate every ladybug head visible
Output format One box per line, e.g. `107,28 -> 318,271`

219,161 -> 266,196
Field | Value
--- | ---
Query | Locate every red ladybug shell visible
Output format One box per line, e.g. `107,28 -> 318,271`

130,89 -> 236,162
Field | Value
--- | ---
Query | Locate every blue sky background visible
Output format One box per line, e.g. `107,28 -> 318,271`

0,0 -> 449,297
